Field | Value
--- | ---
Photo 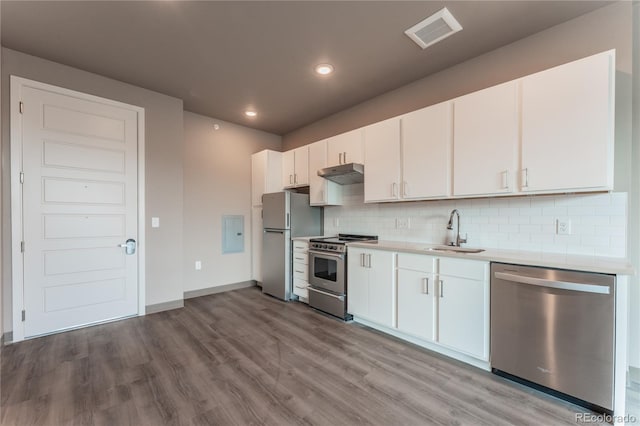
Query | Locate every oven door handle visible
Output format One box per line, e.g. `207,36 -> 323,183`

308,250 -> 346,259
308,287 -> 345,301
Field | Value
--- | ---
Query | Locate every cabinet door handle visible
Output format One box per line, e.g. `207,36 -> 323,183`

367,254 -> 372,268
295,270 -> 305,274
403,181 -> 408,197
339,152 -> 343,164
522,168 -> 529,188
294,173 -> 298,184
502,170 -> 509,190
422,277 -> 429,295
289,174 -> 293,184
343,152 -> 347,163
439,280 -> 444,298
360,253 -> 365,267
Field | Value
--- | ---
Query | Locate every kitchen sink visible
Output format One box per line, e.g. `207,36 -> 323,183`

426,246 -> 485,254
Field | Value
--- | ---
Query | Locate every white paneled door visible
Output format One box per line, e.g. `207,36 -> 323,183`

16,80 -> 141,338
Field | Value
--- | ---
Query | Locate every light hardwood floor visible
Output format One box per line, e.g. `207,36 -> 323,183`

1,287 -> 605,425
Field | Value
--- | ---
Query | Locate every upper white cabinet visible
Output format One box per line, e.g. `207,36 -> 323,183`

251,149 -> 282,206
521,50 -> 614,193
401,102 -> 452,200
453,81 -> 518,197
308,140 -> 342,206
282,146 -> 309,188
327,128 -> 364,166
364,118 -> 401,202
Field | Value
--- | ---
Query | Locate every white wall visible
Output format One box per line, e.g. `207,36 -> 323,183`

182,111 -> 281,292
1,48 -> 185,331
325,186 -> 627,258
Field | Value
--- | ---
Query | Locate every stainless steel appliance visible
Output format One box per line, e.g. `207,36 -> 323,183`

491,263 -> 615,414
262,192 -> 322,301
308,234 -> 377,319
317,163 -> 364,185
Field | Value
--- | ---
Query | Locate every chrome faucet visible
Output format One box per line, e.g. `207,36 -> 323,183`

447,209 -> 467,247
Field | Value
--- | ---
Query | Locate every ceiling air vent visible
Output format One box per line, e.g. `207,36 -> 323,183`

405,7 -> 462,50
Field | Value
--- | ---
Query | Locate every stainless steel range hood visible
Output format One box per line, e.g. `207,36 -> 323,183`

317,163 -> 364,185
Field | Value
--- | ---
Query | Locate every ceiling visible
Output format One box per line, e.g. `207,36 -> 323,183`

1,1 -> 613,135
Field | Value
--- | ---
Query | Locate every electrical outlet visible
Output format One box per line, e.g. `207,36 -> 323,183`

396,218 -> 410,229
556,219 -> 572,235
195,260 -> 202,270
151,217 -> 160,228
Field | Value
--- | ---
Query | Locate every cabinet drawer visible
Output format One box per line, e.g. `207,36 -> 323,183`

397,253 -> 435,272
293,263 -> 309,280
292,252 -> 308,264
293,241 -> 309,252
439,258 -> 488,280
293,279 -> 309,300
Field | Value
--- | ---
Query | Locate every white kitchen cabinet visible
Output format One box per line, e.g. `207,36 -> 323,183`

308,140 -> 342,205
437,258 -> 489,360
397,253 -> 436,342
251,206 -> 263,284
347,247 -> 395,327
364,118 -> 401,202
282,146 -> 309,188
453,81 -> 518,197
401,102 -> 452,200
251,150 -> 282,206
292,240 -> 310,302
327,128 -> 364,166
521,50 -> 614,193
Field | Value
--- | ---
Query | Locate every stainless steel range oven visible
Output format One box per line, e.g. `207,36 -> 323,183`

308,234 -> 377,320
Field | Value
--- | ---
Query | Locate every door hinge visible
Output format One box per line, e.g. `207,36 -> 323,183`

19,101 -> 24,114
19,172 -> 24,184
21,310 -> 25,322
20,241 -> 25,253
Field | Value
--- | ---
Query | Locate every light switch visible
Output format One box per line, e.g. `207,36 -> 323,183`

151,217 -> 160,228
195,261 -> 202,270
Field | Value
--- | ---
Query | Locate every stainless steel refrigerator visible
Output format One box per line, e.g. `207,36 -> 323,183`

262,192 -> 322,300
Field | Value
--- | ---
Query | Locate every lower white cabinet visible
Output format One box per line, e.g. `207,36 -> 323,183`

394,252 -> 489,361
292,240 -> 310,302
251,206 -> 263,284
436,258 -> 489,360
347,247 -> 395,327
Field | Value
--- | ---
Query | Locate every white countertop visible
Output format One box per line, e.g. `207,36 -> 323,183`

348,240 -> 634,275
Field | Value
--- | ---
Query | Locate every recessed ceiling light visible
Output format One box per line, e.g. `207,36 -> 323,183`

315,64 -> 334,75
245,110 -> 257,117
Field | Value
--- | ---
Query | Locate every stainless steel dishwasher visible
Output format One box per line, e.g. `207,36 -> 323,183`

491,263 -> 615,414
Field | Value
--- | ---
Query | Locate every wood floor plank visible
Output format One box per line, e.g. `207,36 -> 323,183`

2,287 -> 607,425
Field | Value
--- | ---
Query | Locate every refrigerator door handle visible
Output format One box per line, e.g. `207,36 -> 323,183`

286,213 -> 290,228
264,229 -> 285,234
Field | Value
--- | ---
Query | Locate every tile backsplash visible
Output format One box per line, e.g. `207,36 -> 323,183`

323,184 -> 627,257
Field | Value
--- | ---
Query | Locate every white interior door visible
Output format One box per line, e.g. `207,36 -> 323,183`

19,83 -> 139,337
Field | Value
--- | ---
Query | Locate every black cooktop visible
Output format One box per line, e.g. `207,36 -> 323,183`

310,234 -> 378,245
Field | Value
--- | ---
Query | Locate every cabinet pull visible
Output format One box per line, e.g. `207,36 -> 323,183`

422,277 -> 429,295
367,254 -> 372,268
360,253 -> 365,267
403,181 -> 408,197
295,270 -> 305,274
339,152 -> 343,165
294,173 -> 298,184
522,168 -> 529,188
289,174 -> 293,184
502,170 -> 509,190
439,280 -> 444,298
294,256 -> 305,261
343,152 -> 347,163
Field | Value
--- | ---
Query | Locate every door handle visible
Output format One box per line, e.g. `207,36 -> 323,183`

422,277 -> 429,295
360,253 -> 365,267
343,152 -> 347,163
119,238 -> 136,255
522,168 -> 529,188
502,170 -> 509,190
366,254 -> 372,268
294,173 -> 298,184
339,152 -> 343,164
289,174 -> 293,184
494,272 -> 610,295
439,280 -> 444,298
403,181 -> 408,197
